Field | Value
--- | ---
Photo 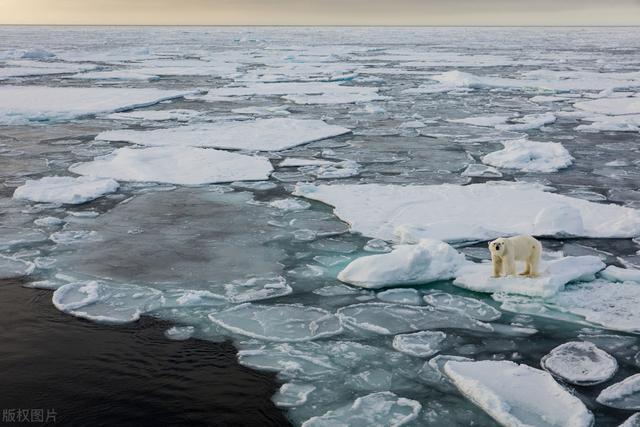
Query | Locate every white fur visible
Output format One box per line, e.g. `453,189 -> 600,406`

489,235 -> 542,278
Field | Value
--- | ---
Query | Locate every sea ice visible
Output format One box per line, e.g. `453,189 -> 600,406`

494,113 -> 557,131
0,255 -> 35,279
208,303 -> 343,342
540,341 -> 617,386
337,239 -> 466,289
574,97 -> 640,116
443,360 -> 594,427
392,331 -> 447,358
96,118 -> 350,151
269,199 -> 311,211
495,279 -> 640,333
69,146 -> 273,185
279,158 -> 334,167
449,115 -> 512,127
336,302 -> 492,335
273,383 -> 317,408
597,374 -> 640,410
600,266 -> 640,282
482,139 -> 573,173
294,182 -> 640,242
66,70 -> 159,81
0,86 -> 193,125
377,289 -> 422,305
105,109 -> 202,122
301,391 -> 421,427
423,292 -> 501,322
164,325 -> 195,341
461,164 -> 503,178
620,413 -> 640,427
13,176 -> 119,205
52,281 -> 162,324
454,256 -> 604,297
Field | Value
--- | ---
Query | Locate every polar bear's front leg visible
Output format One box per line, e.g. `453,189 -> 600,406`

491,254 -> 502,278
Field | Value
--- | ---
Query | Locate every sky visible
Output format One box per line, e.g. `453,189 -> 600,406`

1,0 -> 640,26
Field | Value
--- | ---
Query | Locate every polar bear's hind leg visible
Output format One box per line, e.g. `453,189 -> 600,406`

527,241 -> 541,277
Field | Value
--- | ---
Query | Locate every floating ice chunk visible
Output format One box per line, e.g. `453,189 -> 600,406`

231,180 -> 278,191
34,216 -> 64,227
96,118 -> 350,151
70,146 -> 273,185
377,288 -> 422,305
495,279 -> 640,333
105,109 -> 202,122
600,265 -> 640,282
597,374 -> 640,410
164,325 -> 195,341
13,176 -> 119,205
280,158 -> 334,167
495,112 -> 557,131
392,331 -> 447,358
294,182 -> 640,242
399,120 -> 426,129
208,303 -> 342,342
207,276 -> 292,303
482,139 -> 573,173
454,256 -> 604,297
449,115 -> 512,127
0,255 -> 35,279
0,61 -> 95,79
301,391 -> 421,427
575,97 -> 640,116
541,341 -> 617,386
52,281 -> 162,324
17,48 -> 56,59
283,89 -> 383,105
0,86 -> 193,125
337,239 -> 466,289
576,114 -> 640,133
237,342 -> 339,380
621,413 -> 640,427
423,292 -> 501,322
305,160 -> 360,179
313,284 -> 360,297
461,164 -> 503,178
346,368 -> 393,391
273,383 -> 316,408
444,360 -> 594,427
269,198 -> 311,211
336,302 -> 491,335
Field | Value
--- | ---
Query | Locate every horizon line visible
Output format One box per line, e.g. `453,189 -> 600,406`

1,24 -> 639,28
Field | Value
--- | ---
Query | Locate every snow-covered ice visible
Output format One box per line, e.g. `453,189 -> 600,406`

0,255 -> 35,279
69,146 -> 273,185
600,266 -> 640,282
423,292 -> 501,322
295,182 -> 640,242
461,164 -> 503,178
443,360 -> 594,427
337,239 -> 466,289
0,86 -> 193,124
208,303 -> 343,342
574,97 -> 640,116
454,256 -> 605,297
482,139 -> 573,173
597,374 -> 640,410
540,341 -> 617,386
96,118 -> 350,151
273,383 -> 316,408
301,391 -> 421,427
13,176 -> 119,205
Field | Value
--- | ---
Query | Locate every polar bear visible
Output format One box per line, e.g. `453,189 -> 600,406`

489,235 -> 542,278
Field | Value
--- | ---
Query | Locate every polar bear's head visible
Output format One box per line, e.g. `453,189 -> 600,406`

489,238 -> 507,256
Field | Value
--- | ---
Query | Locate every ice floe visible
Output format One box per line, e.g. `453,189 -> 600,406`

208,303 -> 343,342
164,326 -> 195,341
377,288 -> 422,305
295,182 -> 640,242
576,114 -> 640,133
443,360 -> 594,427
336,302 -> 492,335
597,374 -> 640,410
621,413 -> 640,427
337,239 -> 466,289
96,118 -> 350,151
495,279 -> 640,333
0,86 -> 193,125
449,115 -> 512,127
273,383 -> 316,408
482,139 -> 573,173
392,331 -> 447,358
0,255 -> 35,279
540,341 -> 617,386
69,146 -> 273,185
600,266 -> 640,282
52,281 -> 162,324
495,112 -> 557,131
575,97 -> 640,116
13,176 -> 119,205
280,158 -> 335,167
454,256 -> 605,298
423,292 -> 501,322
105,109 -> 203,122
461,164 -> 503,178
301,391 -> 421,427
